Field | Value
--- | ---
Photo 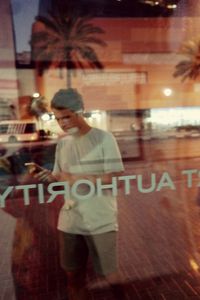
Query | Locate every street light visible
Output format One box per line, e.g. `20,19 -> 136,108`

32,92 -> 40,98
163,88 -> 172,97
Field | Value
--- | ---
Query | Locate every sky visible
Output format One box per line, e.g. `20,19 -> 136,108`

11,0 -> 39,53
10,0 -> 189,54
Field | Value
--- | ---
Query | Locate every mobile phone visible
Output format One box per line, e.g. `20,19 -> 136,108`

25,162 -> 43,174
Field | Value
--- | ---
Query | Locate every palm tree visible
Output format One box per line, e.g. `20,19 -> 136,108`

27,95 -> 49,138
30,9 -> 107,88
173,38 -> 200,82
28,95 -> 49,119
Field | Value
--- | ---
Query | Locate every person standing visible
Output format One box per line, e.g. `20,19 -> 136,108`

36,88 -> 126,300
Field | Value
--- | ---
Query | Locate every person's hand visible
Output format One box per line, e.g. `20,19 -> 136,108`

33,168 -> 56,183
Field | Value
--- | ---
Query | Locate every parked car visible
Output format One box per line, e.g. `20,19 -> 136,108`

0,120 -> 39,143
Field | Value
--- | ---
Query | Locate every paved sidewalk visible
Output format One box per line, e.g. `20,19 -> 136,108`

1,158 -> 200,299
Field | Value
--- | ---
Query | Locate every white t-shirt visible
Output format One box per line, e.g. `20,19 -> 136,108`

53,127 -> 124,235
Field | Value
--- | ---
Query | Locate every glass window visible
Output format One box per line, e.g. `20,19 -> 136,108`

1,1 -> 200,299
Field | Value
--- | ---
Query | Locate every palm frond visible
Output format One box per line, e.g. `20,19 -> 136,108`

78,46 -> 103,67
80,37 -> 107,47
76,23 -> 105,36
35,16 -> 60,34
31,9 -> 106,86
173,37 -> 200,81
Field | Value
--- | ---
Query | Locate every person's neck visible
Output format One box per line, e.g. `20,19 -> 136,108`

77,123 -> 92,136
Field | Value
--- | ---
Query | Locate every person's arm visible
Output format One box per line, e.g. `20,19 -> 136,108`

32,142 -> 61,183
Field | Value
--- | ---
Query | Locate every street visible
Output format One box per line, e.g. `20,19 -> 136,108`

1,137 -> 200,299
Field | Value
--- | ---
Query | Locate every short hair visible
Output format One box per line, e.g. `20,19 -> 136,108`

51,88 -> 84,112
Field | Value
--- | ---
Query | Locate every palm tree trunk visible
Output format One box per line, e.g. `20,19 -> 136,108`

66,52 -> 72,88
66,68 -> 72,88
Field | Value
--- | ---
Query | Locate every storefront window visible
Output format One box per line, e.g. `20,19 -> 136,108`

1,1 -> 200,299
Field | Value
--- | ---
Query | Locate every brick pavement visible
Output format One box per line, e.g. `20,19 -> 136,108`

1,158 -> 200,299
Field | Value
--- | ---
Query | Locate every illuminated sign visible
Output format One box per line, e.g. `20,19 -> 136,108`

82,71 -> 147,86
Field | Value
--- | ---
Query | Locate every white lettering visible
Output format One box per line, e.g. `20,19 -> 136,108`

16,184 -> 37,205
0,170 -> 180,209
156,172 -> 176,191
38,183 -> 45,204
182,169 -> 198,188
71,179 -> 95,200
118,175 -> 136,195
96,177 -> 118,197
137,173 -> 156,193
0,186 -> 14,208
47,182 -> 69,203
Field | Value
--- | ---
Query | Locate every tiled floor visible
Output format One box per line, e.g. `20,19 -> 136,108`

1,154 -> 200,299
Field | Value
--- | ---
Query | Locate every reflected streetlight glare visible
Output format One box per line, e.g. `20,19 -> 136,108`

163,88 -> 172,97
32,92 -> 40,98
189,258 -> 199,272
41,113 -> 51,121
91,111 -> 102,120
167,4 -> 177,9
